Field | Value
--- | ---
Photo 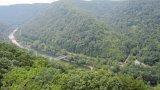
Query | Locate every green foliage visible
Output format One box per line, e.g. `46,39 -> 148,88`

1,63 -> 149,90
0,0 -> 156,89
107,75 -> 148,90
155,84 -> 160,90
0,58 -> 12,86
16,0 -> 127,61
0,43 -> 151,90
15,0 -> 160,86
0,43 -> 36,86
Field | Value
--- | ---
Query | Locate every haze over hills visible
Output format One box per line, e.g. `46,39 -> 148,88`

0,3 -> 50,42
15,0 -> 160,86
0,0 -> 160,89
0,3 -> 50,25
0,22 -> 12,41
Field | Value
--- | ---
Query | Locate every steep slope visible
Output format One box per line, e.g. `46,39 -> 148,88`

0,43 -> 149,90
72,0 -> 160,85
17,1 -> 127,61
71,0 -> 160,66
16,0 -> 160,86
0,22 -> 12,41
0,3 -> 49,25
17,0 -> 160,65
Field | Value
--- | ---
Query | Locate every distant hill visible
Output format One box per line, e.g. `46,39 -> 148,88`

0,3 -> 50,25
0,22 -> 12,41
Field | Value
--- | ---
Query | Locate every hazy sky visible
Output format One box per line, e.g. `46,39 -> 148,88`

0,0 -> 124,6
0,0 -> 59,5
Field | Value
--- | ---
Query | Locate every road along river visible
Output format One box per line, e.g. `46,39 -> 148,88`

9,28 -> 94,70
9,28 -> 23,48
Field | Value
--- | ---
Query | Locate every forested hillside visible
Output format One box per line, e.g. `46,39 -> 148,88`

17,0 -> 127,62
0,3 -> 49,25
72,0 -> 160,65
15,0 -> 160,86
0,43 -> 154,90
0,22 -> 12,41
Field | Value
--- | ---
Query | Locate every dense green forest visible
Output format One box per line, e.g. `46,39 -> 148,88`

1,42 -> 160,90
0,0 -> 159,89
69,0 -> 160,66
17,1 -> 127,60
15,0 -> 160,86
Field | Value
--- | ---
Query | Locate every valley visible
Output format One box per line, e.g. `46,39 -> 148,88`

0,0 -> 160,90
9,28 -> 94,70
9,28 -> 23,48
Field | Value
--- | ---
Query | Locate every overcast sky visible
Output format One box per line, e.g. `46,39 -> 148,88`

0,0 -> 124,6
0,0 -> 59,6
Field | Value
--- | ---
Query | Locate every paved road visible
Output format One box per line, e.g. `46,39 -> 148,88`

8,28 -> 66,59
8,28 -> 93,70
55,55 -> 68,60
9,28 -> 23,48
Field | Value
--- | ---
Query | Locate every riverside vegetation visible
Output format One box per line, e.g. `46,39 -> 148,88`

0,0 -> 160,90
